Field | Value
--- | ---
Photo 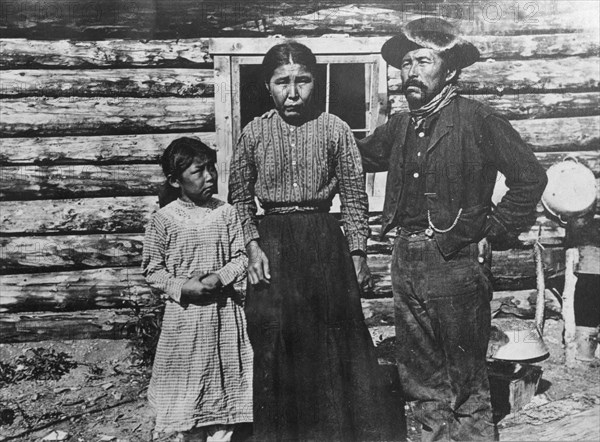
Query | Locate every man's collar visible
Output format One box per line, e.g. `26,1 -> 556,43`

411,112 -> 440,133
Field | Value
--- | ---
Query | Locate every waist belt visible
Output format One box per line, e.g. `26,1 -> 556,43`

397,227 -> 434,239
263,202 -> 330,215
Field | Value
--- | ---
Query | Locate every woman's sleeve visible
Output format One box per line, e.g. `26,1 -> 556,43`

228,127 -> 260,246
335,121 -> 370,254
141,214 -> 189,303
216,206 -> 249,286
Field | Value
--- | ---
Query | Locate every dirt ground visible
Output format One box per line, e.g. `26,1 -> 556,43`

0,315 -> 598,442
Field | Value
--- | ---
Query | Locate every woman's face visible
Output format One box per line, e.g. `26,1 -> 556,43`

267,63 -> 314,122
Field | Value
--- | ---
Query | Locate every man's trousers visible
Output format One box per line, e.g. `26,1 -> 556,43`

392,232 -> 495,441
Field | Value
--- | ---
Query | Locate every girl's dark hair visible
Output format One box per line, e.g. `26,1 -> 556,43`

158,137 -> 217,207
262,41 -> 317,83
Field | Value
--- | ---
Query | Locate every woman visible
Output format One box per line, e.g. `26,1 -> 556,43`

229,42 -> 402,441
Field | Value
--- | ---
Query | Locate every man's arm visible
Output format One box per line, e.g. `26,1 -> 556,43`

482,114 -> 548,244
356,115 -> 400,173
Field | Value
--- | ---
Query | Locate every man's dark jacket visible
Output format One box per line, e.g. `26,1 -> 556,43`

358,96 -> 548,257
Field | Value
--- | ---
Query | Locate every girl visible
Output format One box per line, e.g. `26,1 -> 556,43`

142,137 -> 252,441
229,42 -> 402,441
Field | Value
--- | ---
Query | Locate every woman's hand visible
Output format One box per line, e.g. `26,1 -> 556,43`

246,240 -> 271,285
352,255 -> 374,292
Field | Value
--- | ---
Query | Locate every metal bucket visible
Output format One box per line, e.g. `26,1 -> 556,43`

491,326 -> 549,361
542,156 -> 597,223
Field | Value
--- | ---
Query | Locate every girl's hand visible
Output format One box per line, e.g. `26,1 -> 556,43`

200,273 -> 223,292
352,255 -> 374,293
181,273 -> 222,302
246,240 -> 271,285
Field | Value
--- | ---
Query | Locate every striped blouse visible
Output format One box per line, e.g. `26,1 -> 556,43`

228,109 -> 369,253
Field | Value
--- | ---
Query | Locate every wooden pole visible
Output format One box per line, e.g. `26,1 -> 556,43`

534,238 -> 546,334
563,247 -> 579,367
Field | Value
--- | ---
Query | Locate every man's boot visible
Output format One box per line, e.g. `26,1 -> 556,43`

575,326 -> 598,361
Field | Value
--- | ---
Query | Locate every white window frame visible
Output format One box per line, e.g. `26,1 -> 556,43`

210,37 -> 389,211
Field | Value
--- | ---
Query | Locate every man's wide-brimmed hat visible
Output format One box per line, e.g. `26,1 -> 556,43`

381,17 -> 480,70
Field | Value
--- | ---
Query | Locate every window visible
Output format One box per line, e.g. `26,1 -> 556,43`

210,37 -> 388,211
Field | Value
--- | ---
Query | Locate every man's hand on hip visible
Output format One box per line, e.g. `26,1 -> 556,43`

477,237 -> 492,265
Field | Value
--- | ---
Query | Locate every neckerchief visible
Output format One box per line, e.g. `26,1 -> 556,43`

410,84 -> 458,131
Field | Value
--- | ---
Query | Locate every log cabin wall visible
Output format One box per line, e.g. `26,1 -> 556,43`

1,0 -> 598,342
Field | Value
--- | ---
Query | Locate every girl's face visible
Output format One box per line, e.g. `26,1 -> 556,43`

171,157 -> 217,204
267,63 -> 315,123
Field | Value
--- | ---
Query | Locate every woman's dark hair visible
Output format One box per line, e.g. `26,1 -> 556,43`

158,137 -> 217,207
262,41 -> 317,83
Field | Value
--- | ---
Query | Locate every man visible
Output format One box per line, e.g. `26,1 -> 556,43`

358,18 -> 547,441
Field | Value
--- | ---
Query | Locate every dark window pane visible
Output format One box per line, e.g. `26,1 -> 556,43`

240,65 -> 272,128
313,64 -> 328,114
329,64 -> 366,129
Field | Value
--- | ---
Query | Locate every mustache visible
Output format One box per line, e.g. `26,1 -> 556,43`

402,79 -> 427,92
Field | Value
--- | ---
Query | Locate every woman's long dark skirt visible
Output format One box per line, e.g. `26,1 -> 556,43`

245,212 -> 404,442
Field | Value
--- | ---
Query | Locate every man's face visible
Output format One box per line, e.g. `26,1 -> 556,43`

400,48 -> 452,109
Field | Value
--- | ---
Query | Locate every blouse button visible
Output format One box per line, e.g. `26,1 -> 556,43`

413,172 -> 420,178
417,152 -> 421,157
292,160 -> 297,166
291,142 -> 296,147
293,182 -> 299,187
418,132 -> 425,138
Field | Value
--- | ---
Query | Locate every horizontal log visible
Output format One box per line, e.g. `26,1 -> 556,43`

1,94 -> 595,140
0,39 -> 211,68
2,148 -> 596,201
0,69 -> 214,98
368,245 -> 567,296
471,33 -> 600,60
0,213 -> 575,278
0,97 -> 214,137
0,241 -> 567,313
0,196 -> 159,234
234,2 -> 600,36
0,267 -> 159,314
0,1 -> 597,40
362,288 -> 562,329
500,405 -> 600,442
1,180 -> 596,236
0,133 -> 217,165
0,117 -> 596,168
390,91 -> 600,120
0,0 -> 291,40
0,309 -> 142,342
536,152 -> 600,177
0,214 -> 570,273
210,33 -> 599,60
0,164 -> 166,200
0,233 -> 144,273
389,57 -> 600,94
0,32 -> 593,70
0,200 -> 414,236
511,116 -> 600,152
